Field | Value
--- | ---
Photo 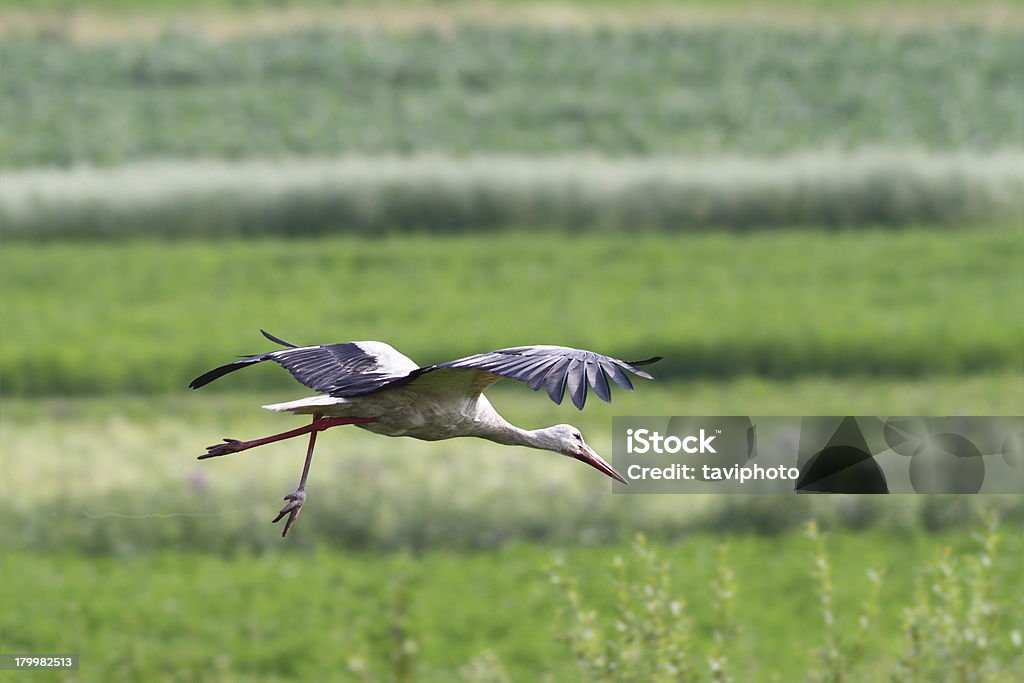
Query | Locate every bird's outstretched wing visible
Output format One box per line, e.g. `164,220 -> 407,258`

189,330 -> 419,394
378,346 -> 662,410
191,332 -> 661,410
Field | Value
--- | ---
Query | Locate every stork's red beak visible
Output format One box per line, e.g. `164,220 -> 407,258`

575,444 -> 628,485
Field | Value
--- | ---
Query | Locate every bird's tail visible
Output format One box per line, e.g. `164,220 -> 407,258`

262,395 -> 347,414
189,355 -> 267,389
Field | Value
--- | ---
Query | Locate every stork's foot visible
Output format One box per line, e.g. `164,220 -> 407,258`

199,438 -> 244,459
272,488 -> 307,538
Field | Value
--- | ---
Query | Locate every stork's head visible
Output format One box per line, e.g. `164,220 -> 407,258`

542,424 -> 628,485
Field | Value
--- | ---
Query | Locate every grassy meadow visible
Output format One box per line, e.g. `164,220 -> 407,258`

4,377 -> 1023,557
5,154 -> 1023,239
3,25 -> 1022,167
3,0 -> 1023,680
2,529 -> 1021,682
2,229 -> 1022,395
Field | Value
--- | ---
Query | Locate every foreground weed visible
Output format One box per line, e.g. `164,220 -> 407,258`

553,534 -> 721,682
896,512 -> 1022,682
707,544 -> 737,683
552,520 -> 1019,681
806,521 -> 884,682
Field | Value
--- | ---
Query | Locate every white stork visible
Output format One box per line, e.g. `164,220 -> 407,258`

190,330 -> 661,536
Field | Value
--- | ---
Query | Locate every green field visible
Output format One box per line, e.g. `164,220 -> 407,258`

5,154 -> 1022,239
3,230 -> 1021,395
3,0 -> 1015,12
4,379 -> 1022,556
4,25 -> 1021,167
2,530 -> 1021,682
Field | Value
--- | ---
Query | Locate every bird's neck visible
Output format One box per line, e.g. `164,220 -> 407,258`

477,412 -> 555,452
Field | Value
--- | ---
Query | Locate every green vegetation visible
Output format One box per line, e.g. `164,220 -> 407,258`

554,525 -> 1021,682
3,26 -> 1021,167
3,230 -> 1021,395
2,0 -> 1014,12
6,154 -> 1022,239
4,382 -> 1021,555
2,529 -> 1020,682
4,3 -> 1021,679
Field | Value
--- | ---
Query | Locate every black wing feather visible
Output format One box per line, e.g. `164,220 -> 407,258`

261,329 -> 298,348
566,359 -> 588,410
188,356 -> 265,389
190,336 -> 405,394
544,358 -> 571,404
525,356 -> 564,389
601,360 -> 635,391
272,344 -> 391,393
586,361 -> 612,403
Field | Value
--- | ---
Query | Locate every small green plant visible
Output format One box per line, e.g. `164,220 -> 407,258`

896,512 -> 1022,683
707,544 -> 737,683
384,562 -> 420,683
458,649 -> 512,683
350,558 -> 422,683
553,534 -> 734,682
805,521 -> 885,682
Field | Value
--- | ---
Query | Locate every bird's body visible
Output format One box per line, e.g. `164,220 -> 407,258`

191,331 -> 661,536
261,343 -> 500,441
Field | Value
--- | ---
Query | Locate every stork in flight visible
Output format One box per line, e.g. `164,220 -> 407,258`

190,330 -> 661,536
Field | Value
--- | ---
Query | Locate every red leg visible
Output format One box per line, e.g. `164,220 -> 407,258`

199,415 -> 378,460
271,423 -> 319,537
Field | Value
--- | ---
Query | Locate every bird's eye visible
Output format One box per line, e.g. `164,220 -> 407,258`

574,433 -> 582,441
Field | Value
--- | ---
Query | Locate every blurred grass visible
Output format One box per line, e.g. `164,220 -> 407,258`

3,378 -> 1022,555
5,154 -> 1022,239
2,230 -> 1021,395
2,530 -> 1020,682
3,0 -> 1015,11
3,26 -> 1021,167
5,1 -> 1022,49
